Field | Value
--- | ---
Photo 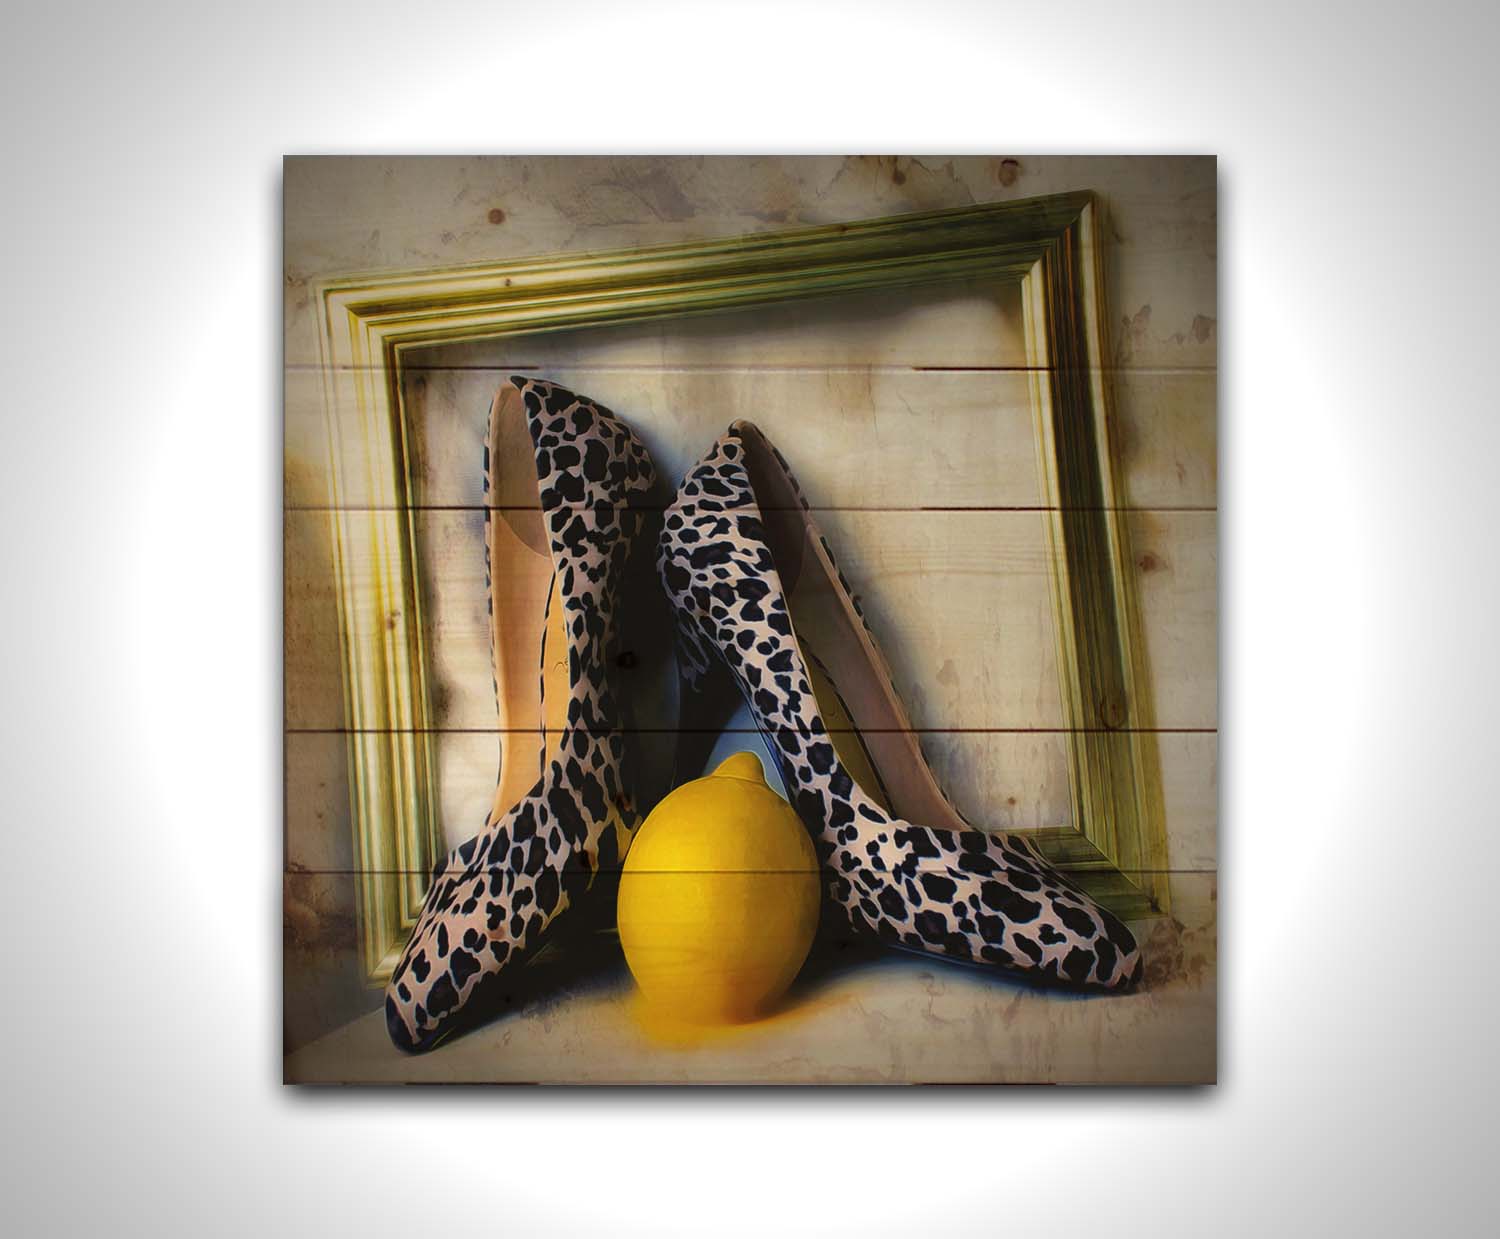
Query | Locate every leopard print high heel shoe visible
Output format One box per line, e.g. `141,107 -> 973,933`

384,377 -> 657,1052
657,421 -> 1143,991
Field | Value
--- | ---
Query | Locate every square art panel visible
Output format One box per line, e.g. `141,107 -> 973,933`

283,156 -> 1217,1083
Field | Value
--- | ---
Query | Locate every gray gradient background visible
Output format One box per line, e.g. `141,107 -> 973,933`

2,0 -> 1495,1234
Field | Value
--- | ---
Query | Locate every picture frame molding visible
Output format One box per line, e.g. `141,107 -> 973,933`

311,190 -> 1169,984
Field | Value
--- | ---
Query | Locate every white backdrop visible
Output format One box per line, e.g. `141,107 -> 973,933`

2,0 -> 1496,1234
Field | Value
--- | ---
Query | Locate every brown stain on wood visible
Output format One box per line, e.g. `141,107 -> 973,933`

1141,898 -> 1213,991
488,207 -> 506,225
284,876 -> 358,953
1118,305 -> 1216,362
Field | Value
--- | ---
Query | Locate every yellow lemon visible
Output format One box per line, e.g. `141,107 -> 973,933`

618,752 -> 821,1024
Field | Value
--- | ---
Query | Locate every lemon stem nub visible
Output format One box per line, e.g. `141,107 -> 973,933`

712,752 -> 767,783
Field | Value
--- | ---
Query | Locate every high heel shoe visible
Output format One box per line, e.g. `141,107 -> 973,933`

384,377 -> 658,1052
657,422 -> 1143,991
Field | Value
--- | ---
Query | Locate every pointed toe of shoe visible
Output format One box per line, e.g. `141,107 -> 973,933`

385,992 -> 423,1054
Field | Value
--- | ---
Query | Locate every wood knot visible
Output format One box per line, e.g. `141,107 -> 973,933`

1098,694 -> 1129,729
487,207 -> 506,225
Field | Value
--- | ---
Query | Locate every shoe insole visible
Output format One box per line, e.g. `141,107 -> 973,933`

741,424 -> 965,832
681,633 -> 887,816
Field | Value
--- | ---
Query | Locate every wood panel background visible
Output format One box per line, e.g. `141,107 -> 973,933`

283,155 -> 1217,1082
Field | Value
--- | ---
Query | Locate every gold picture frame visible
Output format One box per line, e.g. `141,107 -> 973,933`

312,190 -> 1168,984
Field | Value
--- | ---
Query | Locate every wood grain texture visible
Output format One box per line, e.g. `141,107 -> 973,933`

284,155 -> 1215,373
1112,369 -> 1217,508
281,156 -> 1217,1060
284,507 -> 1216,732
1157,731 -> 1218,870
412,275 -> 1029,371
1126,510 -> 1219,729
288,364 -> 1215,512
410,364 -> 1042,510
283,488 -> 343,732
283,869 -> 369,1055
